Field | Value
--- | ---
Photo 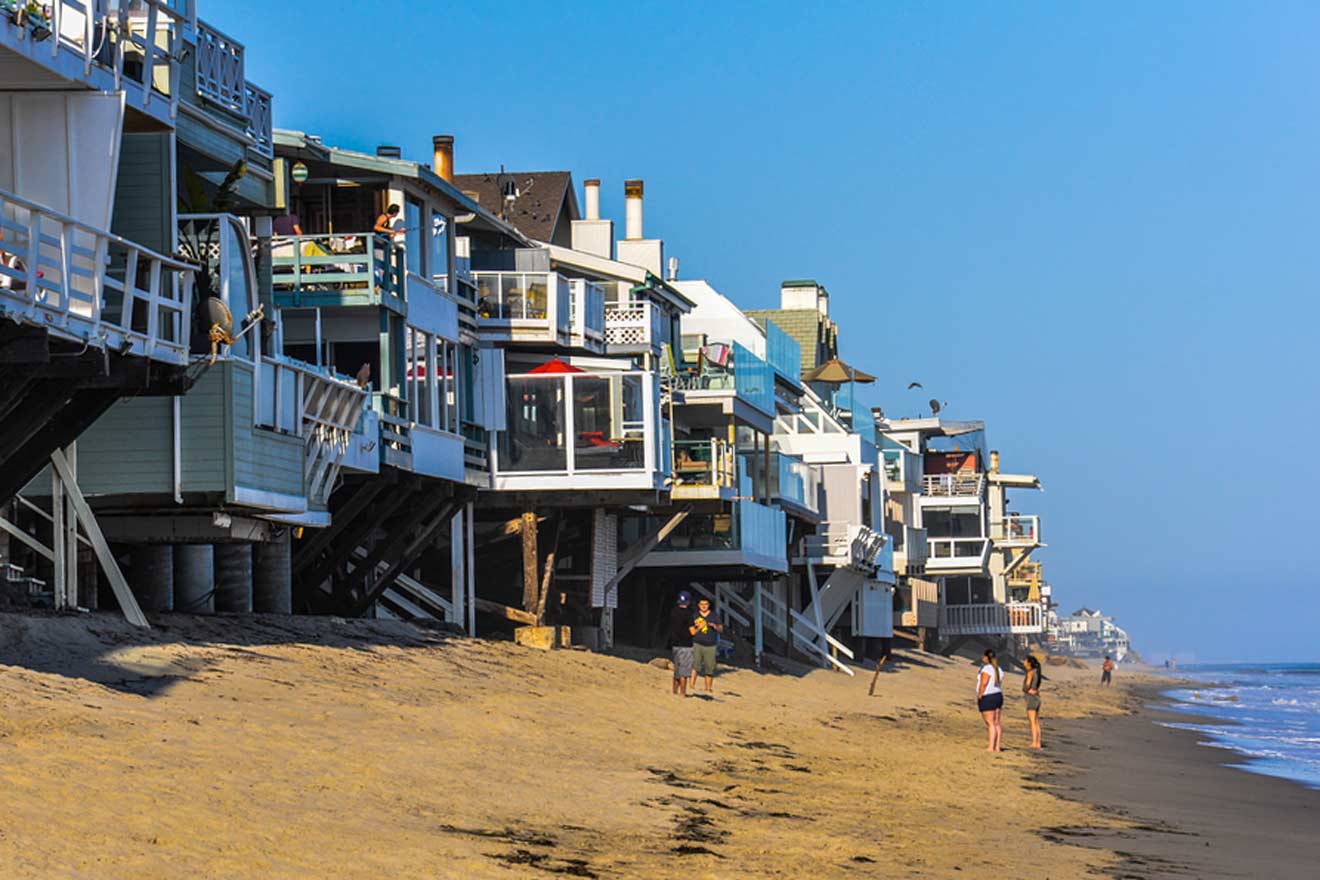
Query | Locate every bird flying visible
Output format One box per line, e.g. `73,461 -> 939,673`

907,381 -> 923,390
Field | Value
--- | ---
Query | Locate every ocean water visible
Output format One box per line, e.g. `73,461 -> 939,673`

1161,663 -> 1320,790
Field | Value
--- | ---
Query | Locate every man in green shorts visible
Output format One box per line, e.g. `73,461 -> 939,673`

688,597 -> 723,694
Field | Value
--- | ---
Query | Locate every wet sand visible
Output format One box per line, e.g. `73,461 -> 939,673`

0,612 -> 1265,879
1039,680 -> 1320,879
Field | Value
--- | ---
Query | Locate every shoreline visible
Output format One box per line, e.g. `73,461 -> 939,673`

1041,679 -> 1320,879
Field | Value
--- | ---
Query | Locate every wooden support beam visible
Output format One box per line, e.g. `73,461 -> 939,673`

602,505 -> 692,596
340,492 -> 450,612
49,450 -> 148,628
473,597 -> 537,626
520,511 -> 539,613
292,478 -> 387,575
351,501 -> 459,616
534,515 -> 564,625
300,486 -> 413,592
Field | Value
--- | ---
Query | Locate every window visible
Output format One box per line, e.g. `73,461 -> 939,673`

500,377 -> 567,472
405,197 -> 425,276
574,374 -> 644,470
923,506 -> 982,539
430,211 -> 449,282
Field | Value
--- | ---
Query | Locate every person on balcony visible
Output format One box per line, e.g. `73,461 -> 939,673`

976,649 -> 1004,752
273,211 -> 302,236
374,204 -> 406,239
1023,655 -> 1043,749
688,597 -> 723,695
667,591 -> 695,698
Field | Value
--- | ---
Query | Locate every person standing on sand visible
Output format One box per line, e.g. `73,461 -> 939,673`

1023,655 -> 1043,749
1101,655 -> 1115,687
688,597 -> 723,694
977,649 -> 1004,752
668,592 -> 696,697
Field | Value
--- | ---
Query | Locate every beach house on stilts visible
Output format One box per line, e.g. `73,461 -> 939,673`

0,2 -> 372,622
878,418 -> 1046,654
443,174 -> 690,647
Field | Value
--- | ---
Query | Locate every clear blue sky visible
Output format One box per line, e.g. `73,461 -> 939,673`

215,1 -> 1319,662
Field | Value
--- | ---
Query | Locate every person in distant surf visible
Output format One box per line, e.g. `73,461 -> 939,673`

977,649 -> 1004,752
667,591 -> 695,697
688,597 -> 723,695
1101,655 -> 1115,686
1023,655 -> 1043,749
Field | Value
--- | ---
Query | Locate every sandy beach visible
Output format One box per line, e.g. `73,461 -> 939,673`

0,613 -> 1313,879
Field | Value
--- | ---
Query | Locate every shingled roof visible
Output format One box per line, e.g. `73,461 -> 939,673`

451,171 -> 580,247
746,309 -> 839,373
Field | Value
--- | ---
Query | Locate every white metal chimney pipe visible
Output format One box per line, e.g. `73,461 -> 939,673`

624,179 -> 643,240
667,256 -> 679,281
583,178 -> 600,220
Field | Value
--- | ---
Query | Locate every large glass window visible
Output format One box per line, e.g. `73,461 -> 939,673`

923,506 -> 982,539
574,374 -> 645,470
430,211 -> 449,282
500,377 -> 567,471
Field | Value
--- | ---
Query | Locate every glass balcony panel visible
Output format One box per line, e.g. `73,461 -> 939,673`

499,376 -> 567,471
476,274 -> 499,317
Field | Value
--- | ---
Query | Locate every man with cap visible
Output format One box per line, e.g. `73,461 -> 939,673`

668,591 -> 696,696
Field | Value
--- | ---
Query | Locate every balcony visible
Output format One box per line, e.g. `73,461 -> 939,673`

472,270 -> 572,347
675,340 -> 775,417
993,514 -> 1041,547
892,525 -> 928,572
922,472 -> 984,498
0,0 -> 187,124
641,499 -> 788,573
491,370 -> 669,492
941,601 -> 1044,636
254,352 -> 371,510
671,439 -> 736,500
797,523 -> 892,578
882,444 -> 922,493
1,186 -> 194,365
193,19 -> 274,157
271,233 -> 406,314
604,299 -> 665,354
770,451 -> 820,517
568,278 -> 606,352
925,537 -> 990,573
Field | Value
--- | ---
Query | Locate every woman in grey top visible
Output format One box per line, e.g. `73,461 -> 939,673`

1023,656 -> 1043,749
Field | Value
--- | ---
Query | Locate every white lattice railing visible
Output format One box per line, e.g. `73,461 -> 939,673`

0,186 -> 194,365
604,301 -> 657,349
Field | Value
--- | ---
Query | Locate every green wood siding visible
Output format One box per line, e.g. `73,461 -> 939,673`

229,364 -> 306,501
111,133 -> 172,253
74,398 -> 174,495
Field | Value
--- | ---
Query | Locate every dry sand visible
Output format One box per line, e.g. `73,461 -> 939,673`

0,613 -> 1139,879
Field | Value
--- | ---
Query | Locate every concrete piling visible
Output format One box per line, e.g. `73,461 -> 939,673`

173,544 -> 215,614
252,535 -> 292,614
214,543 -> 253,613
129,544 -> 173,612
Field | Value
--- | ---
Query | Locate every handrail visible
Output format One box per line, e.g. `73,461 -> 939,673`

922,472 -> 984,497
1,186 -> 194,364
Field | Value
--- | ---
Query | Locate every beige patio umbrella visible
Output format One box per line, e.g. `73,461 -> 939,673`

802,357 -> 876,385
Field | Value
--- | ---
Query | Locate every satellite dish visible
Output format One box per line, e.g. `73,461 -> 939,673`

206,296 -> 234,339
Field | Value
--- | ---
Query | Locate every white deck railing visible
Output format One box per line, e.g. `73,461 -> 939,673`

1,186 -> 194,365
801,522 -> 888,571
995,514 -> 1040,545
194,19 -> 274,157
12,1 -> 188,119
922,472 -> 984,497
941,601 -> 1043,636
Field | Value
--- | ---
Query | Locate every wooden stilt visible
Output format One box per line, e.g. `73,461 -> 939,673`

534,515 -> 563,625
520,511 -> 539,613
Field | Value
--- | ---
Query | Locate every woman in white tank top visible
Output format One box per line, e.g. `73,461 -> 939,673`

977,648 -> 1004,752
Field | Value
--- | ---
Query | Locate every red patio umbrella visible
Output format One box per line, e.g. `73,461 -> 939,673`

527,357 -> 584,374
